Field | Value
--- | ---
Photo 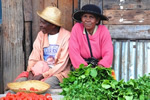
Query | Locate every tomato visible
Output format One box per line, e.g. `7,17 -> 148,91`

47,97 -> 53,100
30,87 -> 35,91
34,89 -> 39,91
16,92 -> 23,96
0,97 -> 5,100
0,92 -> 53,100
45,93 -> 51,98
19,88 -> 26,91
29,87 -> 39,92
6,92 -> 11,96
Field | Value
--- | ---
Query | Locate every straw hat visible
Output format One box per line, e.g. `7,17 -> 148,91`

37,6 -> 62,26
73,4 -> 108,22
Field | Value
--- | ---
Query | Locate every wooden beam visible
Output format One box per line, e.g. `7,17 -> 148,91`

23,0 -> 32,69
23,0 -> 32,21
106,25 -> 150,39
0,24 -> 4,93
44,0 -> 57,8
90,0 -> 102,7
103,10 -> 150,25
31,0 -> 44,42
80,0 -> 90,8
58,0 -> 73,31
24,22 -> 32,69
73,0 -> 79,25
103,0 -> 150,10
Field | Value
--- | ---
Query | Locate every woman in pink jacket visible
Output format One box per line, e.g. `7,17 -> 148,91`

69,4 -> 113,69
15,6 -> 71,89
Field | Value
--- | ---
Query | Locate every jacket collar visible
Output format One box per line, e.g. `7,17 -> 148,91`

83,25 -> 98,35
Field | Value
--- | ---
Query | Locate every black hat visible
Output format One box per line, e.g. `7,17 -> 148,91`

73,4 -> 108,22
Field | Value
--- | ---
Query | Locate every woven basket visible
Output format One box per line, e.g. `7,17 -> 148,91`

7,80 -> 50,94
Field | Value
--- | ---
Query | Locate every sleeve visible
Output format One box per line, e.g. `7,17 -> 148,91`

27,32 -> 43,72
98,26 -> 113,68
69,24 -> 88,69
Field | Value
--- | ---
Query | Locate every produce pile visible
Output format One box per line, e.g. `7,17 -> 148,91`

0,92 -> 52,100
60,64 -> 150,100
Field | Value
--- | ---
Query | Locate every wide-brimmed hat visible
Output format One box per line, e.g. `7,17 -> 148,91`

37,6 -> 62,26
73,4 -> 108,22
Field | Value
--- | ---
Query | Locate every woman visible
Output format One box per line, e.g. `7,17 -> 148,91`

14,6 -> 71,89
69,4 -> 113,69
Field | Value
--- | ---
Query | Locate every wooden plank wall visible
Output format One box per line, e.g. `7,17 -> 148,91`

1,0 -> 25,93
103,0 -> 150,39
103,0 -> 150,25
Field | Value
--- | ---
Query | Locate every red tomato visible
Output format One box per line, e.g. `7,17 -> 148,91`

6,92 -> 11,96
45,93 -> 51,98
35,89 -> 39,91
0,97 -> 5,100
47,97 -> 53,100
30,87 -> 35,91
19,88 -> 26,90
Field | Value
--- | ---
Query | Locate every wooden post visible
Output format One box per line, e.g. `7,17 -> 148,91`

23,0 -> 33,69
58,0 -> 73,31
0,24 -> 4,93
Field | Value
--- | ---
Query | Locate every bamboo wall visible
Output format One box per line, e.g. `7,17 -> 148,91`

0,0 -> 150,93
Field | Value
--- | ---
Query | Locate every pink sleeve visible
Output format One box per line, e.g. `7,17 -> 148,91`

69,24 -> 88,69
98,26 -> 113,68
27,31 -> 43,71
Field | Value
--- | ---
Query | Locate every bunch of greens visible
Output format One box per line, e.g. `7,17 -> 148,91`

60,64 -> 150,100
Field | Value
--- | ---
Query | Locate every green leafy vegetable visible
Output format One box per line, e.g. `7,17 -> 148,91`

60,64 -> 150,100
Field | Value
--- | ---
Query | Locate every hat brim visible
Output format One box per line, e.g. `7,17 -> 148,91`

73,10 -> 108,22
37,11 -> 62,27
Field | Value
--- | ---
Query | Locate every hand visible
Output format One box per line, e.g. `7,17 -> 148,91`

43,71 -> 49,78
88,57 -> 98,68
28,71 -> 34,80
32,74 -> 44,80
98,65 -> 104,67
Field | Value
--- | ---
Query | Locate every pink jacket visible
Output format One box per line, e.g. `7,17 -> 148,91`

69,23 -> 113,69
27,28 -> 71,82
